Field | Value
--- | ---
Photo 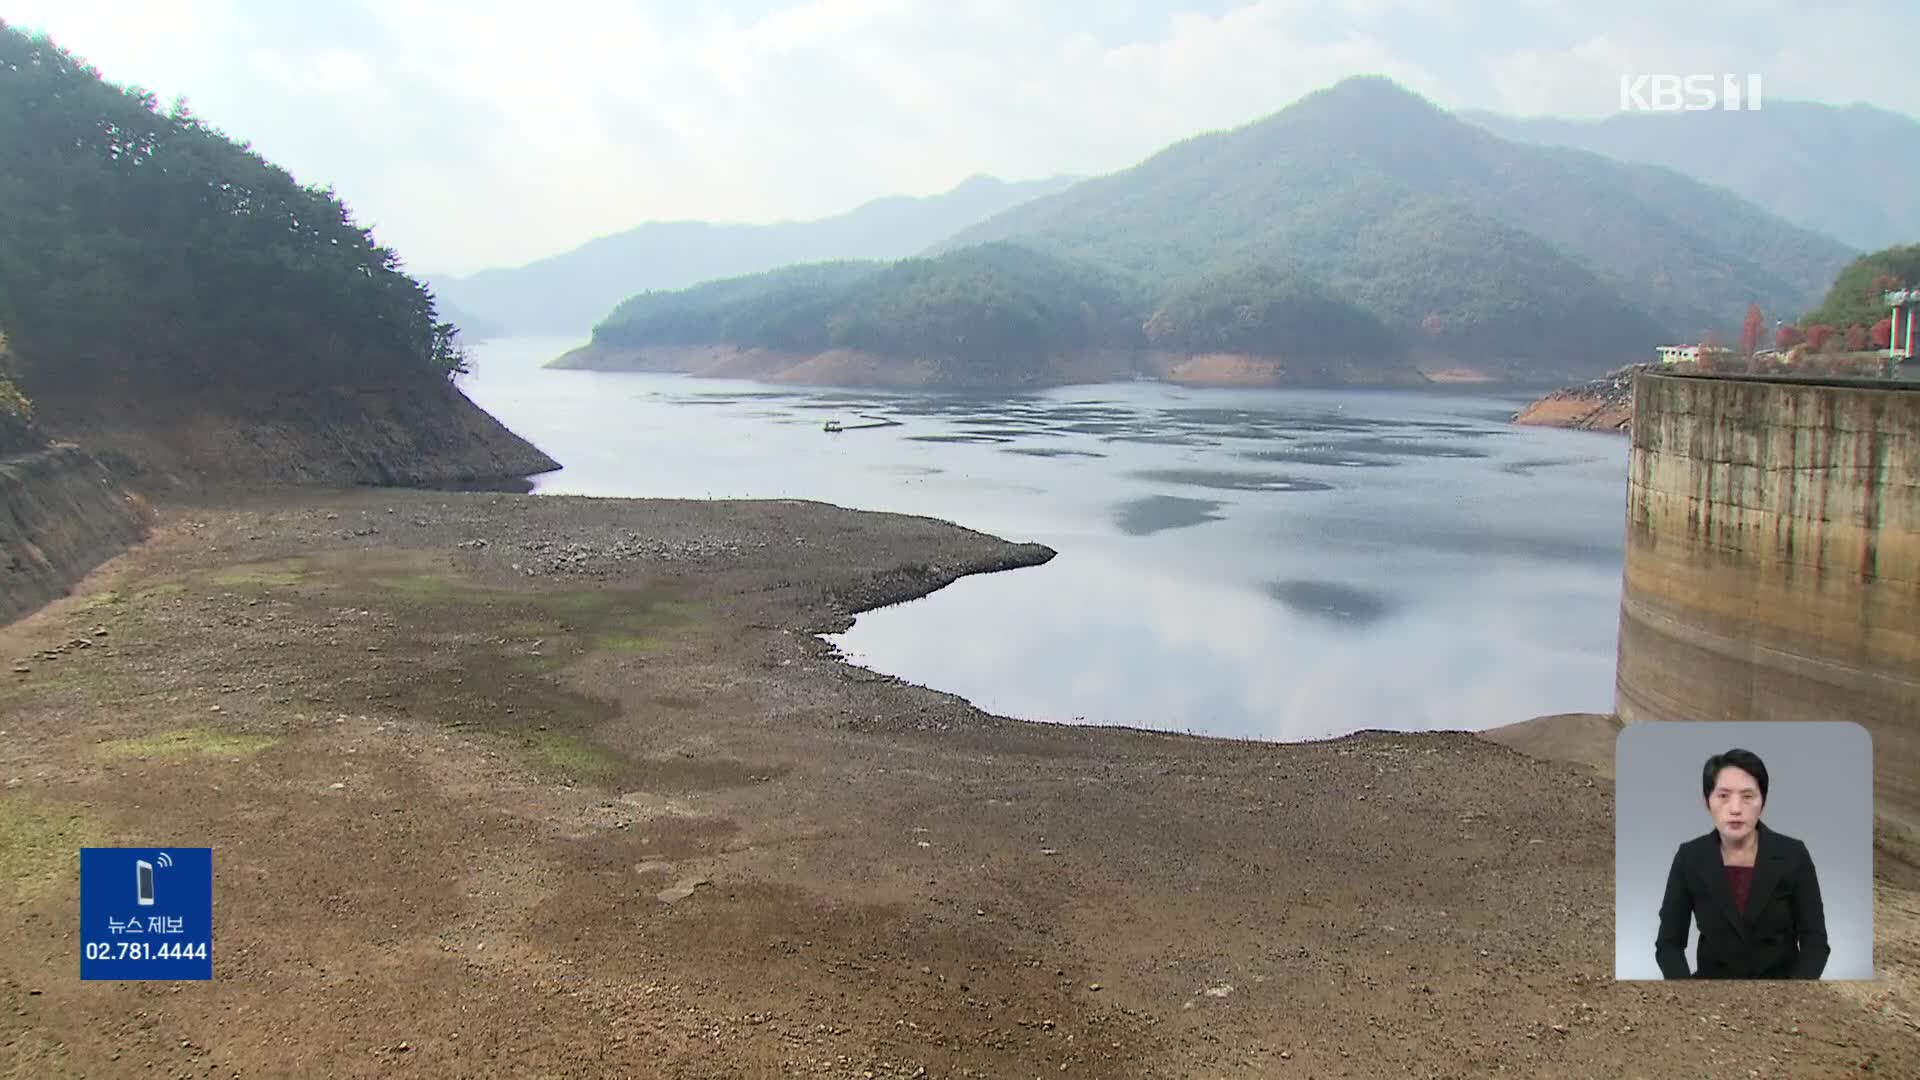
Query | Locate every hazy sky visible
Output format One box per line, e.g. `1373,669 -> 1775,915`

7,1 -> 1915,276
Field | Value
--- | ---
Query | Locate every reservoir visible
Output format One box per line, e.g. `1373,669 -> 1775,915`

463,336 -> 1628,742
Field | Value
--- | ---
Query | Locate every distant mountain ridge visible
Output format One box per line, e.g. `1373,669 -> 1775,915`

429,174 -> 1080,335
941,77 -> 1853,366
569,77 -> 1865,392
436,301 -> 504,343
1463,101 -> 1920,252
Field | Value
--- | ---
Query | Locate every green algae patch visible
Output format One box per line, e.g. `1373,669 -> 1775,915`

525,731 -> 619,778
366,571 -> 707,673
206,558 -> 309,589
577,596 -> 702,654
98,728 -> 281,761
538,590 -> 621,617
592,631 -> 664,652
0,795 -> 109,901
375,573 -> 473,601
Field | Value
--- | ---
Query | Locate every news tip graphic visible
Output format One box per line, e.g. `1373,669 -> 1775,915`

80,848 -> 212,980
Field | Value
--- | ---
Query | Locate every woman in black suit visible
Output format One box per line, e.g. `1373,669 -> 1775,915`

1655,748 -> 1830,979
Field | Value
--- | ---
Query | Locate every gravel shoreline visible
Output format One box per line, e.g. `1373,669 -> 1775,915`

1511,365 -> 1644,432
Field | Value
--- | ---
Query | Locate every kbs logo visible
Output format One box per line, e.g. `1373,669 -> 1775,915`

1619,74 -> 1764,112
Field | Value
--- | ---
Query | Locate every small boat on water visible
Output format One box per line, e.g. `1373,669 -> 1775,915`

823,415 -> 900,433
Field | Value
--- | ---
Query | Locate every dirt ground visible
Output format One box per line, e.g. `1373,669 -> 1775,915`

3,488 -> 1916,1079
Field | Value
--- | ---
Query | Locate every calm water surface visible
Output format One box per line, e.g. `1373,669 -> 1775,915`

462,336 -> 1628,742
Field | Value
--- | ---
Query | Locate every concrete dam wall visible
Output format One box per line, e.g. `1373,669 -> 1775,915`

1615,370 -> 1920,836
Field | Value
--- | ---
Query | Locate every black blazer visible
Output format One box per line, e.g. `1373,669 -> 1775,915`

1655,821 -> 1830,979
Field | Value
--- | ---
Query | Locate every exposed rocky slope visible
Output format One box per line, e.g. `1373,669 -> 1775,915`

4,376 -> 556,625
31,380 -> 559,493
1512,365 -> 1643,432
0,443 -> 151,623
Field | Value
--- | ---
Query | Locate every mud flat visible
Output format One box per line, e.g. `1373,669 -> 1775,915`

3,491 -> 1916,1077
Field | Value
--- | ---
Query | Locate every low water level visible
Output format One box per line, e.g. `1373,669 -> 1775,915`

462,336 -> 1628,742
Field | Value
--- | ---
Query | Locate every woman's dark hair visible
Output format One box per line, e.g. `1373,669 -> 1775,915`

1702,748 -> 1769,803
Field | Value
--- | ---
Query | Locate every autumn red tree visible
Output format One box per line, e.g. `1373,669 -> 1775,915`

1805,324 -> 1835,352
1871,317 -> 1894,349
1740,303 -> 1764,356
1844,324 -> 1869,351
1775,324 -> 1805,349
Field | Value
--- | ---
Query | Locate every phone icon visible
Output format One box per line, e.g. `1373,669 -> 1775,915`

136,860 -> 155,906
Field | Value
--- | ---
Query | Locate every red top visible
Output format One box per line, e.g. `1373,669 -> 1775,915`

1725,865 -> 1755,914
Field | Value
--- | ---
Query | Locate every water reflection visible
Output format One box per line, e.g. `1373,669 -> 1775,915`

460,338 -> 1629,740
1115,495 -> 1226,536
1004,447 -> 1108,459
1243,447 -> 1395,468
1325,436 -> 1490,459
1500,457 -> 1583,476
1266,579 -> 1395,626
1133,469 -> 1335,493
1103,433 -> 1210,446
908,433 -> 1015,444
825,551 -> 1620,743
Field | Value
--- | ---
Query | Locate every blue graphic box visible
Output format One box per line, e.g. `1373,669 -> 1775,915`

79,848 -> 213,980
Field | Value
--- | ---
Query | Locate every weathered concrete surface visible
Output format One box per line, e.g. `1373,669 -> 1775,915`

1616,370 -> 1920,836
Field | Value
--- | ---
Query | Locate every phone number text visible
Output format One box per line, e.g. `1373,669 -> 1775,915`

84,941 -> 208,961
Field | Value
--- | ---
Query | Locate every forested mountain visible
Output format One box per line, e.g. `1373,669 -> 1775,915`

0,329 -> 37,454
0,21 -> 465,396
1142,263 -> 1398,358
595,262 -> 889,350
943,77 -> 1852,363
1518,246 -> 1920,432
593,244 -> 1146,380
1465,102 -> 1920,253
592,78 -> 1846,385
430,174 -> 1080,335
1797,243 -> 1920,332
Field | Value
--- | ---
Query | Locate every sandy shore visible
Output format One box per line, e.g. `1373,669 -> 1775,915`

3,489 -> 1915,1078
